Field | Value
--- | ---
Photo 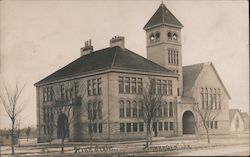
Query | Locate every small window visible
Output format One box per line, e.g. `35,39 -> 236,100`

120,123 -> 125,132
133,123 -> 138,132
139,122 -> 144,132
149,34 -> 155,43
127,123 -> 131,132
155,32 -> 160,42
168,32 -> 172,39
172,33 -> 177,40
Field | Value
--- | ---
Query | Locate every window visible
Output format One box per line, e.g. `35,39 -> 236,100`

133,123 -> 138,132
215,121 -> 218,129
132,101 -> 137,118
155,32 -> 160,42
159,122 -> 163,131
98,101 -> 102,119
88,124 -> 92,133
205,88 -> 208,108
120,123 -> 125,132
119,76 -> 143,94
150,34 -> 155,43
93,102 -> 97,120
127,123 -> 131,132
97,78 -> 102,94
139,102 -> 143,118
88,103 -> 92,120
158,103 -> 162,117
119,100 -> 125,118
126,101 -> 131,117
206,121 -> 209,128
119,76 -> 124,93
99,123 -> 102,133
167,32 -> 172,40
125,77 -> 130,93
173,33 -> 177,40
157,80 -> 162,94
168,80 -> 172,95
163,80 -> 167,95
170,122 -> 174,130
88,78 -> 102,96
210,121 -> 213,129
92,79 -> 97,95
87,80 -> 91,96
169,102 -> 173,117
138,78 -> 143,94
164,102 -> 168,117
43,88 -> 47,102
139,122 -> 144,132
131,78 -> 136,94
74,82 -> 79,97
164,122 -> 168,131
150,79 -> 156,94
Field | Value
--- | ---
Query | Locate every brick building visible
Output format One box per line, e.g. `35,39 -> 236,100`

35,3 -> 230,142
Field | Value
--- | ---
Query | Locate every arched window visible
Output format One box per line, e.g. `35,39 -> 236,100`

173,33 -> 177,40
119,100 -> 125,118
167,32 -> 172,40
126,100 -> 131,117
155,32 -> 160,42
149,34 -> 155,43
132,101 -> 137,118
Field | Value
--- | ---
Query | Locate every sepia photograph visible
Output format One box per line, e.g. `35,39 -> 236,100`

0,0 -> 249,156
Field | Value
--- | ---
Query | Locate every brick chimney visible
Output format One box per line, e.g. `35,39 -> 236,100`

81,39 -> 93,56
110,36 -> 125,49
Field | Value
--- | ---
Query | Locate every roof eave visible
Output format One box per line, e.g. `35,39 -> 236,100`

143,23 -> 183,31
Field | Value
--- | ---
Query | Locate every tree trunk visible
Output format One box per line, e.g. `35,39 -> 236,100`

61,137 -> 64,154
11,122 -> 15,155
145,125 -> 150,148
205,128 -> 210,144
150,127 -> 152,145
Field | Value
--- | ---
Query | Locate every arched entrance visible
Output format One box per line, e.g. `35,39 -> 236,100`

57,113 -> 69,139
182,111 -> 195,134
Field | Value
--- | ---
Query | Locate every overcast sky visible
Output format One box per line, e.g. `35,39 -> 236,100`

0,0 -> 249,129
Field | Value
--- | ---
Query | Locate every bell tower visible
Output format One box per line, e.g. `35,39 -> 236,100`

143,3 -> 184,96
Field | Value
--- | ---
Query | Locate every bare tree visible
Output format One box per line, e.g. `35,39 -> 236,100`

47,81 -> 86,154
0,82 -> 25,154
25,126 -> 31,142
192,100 -> 220,144
137,79 -> 163,148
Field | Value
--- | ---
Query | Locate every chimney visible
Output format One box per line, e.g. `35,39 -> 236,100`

110,36 -> 125,49
80,39 -> 93,56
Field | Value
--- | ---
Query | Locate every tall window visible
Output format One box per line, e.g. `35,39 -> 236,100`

138,78 -> 143,94
119,100 -> 125,118
126,101 -> 131,117
168,80 -> 172,95
127,123 -> 131,132
132,101 -> 137,118
156,80 -> 162,94
139,101 -> 143,118
98,101 -> 102,119
125,77 -> 130,93
74,82 -> 79,97
133,123 -> 138,132
205,88 -> 208,108
139,122 -> 144,132
97,78 -> 102,95
170,122 -> 174,130
87,78 -> 102,96
158,103 -> 162,117
159,122 -> 163,131
131,78 -> 137,94
60,84 -> 65,100
164,122 -> 168,131
163,80 -> 167,95
119,76 -> 124,93
87,80 -> 91,96
169,102 -> 173,117
164,102 -> 168,117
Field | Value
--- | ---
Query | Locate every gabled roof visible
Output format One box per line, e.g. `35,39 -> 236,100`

183,63 -> 204,97
35,46 -> 175,86
229,109 -> 244,123
143,3 -> 183,30
183,62 -> 231,99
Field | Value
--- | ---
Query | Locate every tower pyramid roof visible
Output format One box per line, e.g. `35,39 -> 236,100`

143,3 -> 183,30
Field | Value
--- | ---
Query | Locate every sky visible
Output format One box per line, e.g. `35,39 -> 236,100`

0,0 -> 249,129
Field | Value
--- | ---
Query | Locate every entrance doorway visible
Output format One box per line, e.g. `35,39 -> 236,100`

57,113 -> 69,139
182,111 -> 195,134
